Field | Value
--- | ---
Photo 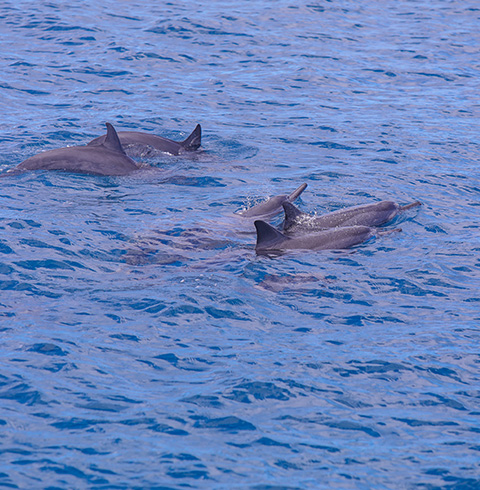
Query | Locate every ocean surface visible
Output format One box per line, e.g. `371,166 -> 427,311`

1,1 -> 479,488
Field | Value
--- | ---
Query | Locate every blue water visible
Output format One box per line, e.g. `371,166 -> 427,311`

1,1 -> 479,488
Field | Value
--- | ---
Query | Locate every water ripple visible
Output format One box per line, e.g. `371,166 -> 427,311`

1,0 -> 480,488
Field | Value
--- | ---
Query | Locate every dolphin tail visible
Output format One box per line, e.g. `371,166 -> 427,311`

254,220 -> 289,251
287,183 -> 307,202
181,124 -> 201,151
282,201 -> 307,230
400,201 -> 421,211
102,123 -> 126,155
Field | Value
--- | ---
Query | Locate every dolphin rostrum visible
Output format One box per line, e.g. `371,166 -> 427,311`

255,220 -> 400,254
282,200 -> 421,234
238,183 -> 308,219
5,123 -> 140,176
87,124 -> 201,156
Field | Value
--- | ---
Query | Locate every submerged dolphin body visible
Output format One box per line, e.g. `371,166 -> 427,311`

282,200 -> 421,234
6,123 -> 140,176
87,124 -> 201,156
255,220 -> 397,254
238,183 -> 308,219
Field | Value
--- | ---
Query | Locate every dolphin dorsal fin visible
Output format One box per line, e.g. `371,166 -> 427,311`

181,124 -> 202,151
254,220 -> 289,250
283,202 -> 306,228
102,123 -> 126,154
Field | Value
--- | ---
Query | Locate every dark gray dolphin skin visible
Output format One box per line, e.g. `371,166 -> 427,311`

283,200 -> 421,234
87,124 -> 201,156
255,220 -> 381,253
238,183 -> 308,219
5,123 -> 140,177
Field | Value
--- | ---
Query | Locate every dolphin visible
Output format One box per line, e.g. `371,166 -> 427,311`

87,123 -> 201,156
5,123 -> 140,176
238,183 -> 308,219
282,200 -> 421,234
254,220 -> 400,254
255,220 -> 375,253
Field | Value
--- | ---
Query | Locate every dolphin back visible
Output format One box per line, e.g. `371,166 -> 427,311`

87,123 -> 201,155
283,200 -> 418,234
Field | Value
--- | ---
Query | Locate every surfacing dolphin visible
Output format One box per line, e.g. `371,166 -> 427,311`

87,124 -> 201,156
282,200 -> 421,234
238,183 -> 308,219
255,220 -> 382,254
5,123 -> 140,177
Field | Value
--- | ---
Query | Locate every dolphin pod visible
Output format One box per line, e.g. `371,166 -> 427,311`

3,122 -> 202,178
3,120 -> 420,255
282,200 -> 421,234
87,123 -> 201,156
250,193 -> 421,253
